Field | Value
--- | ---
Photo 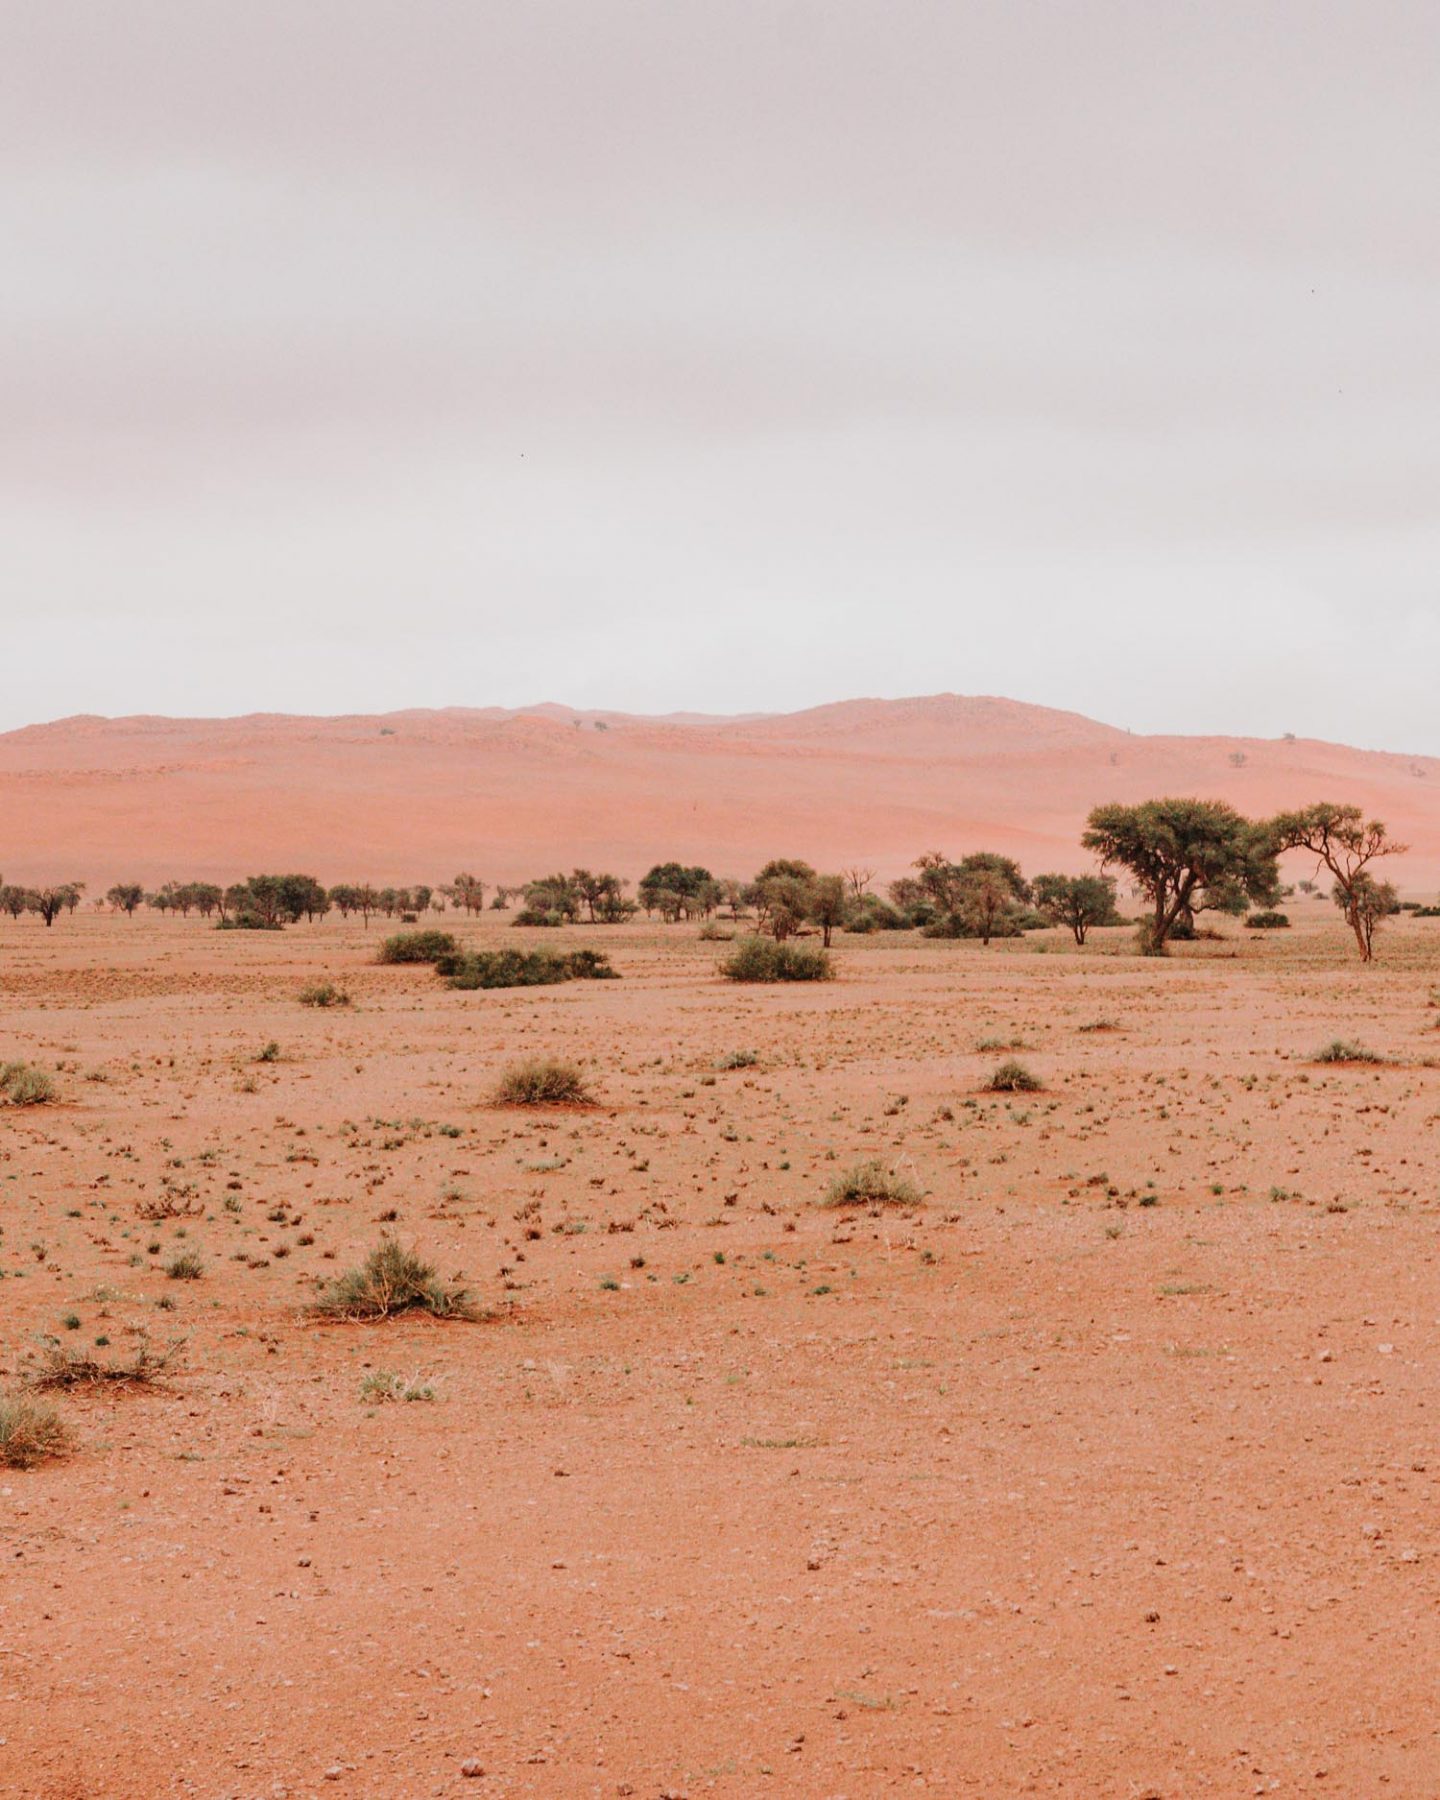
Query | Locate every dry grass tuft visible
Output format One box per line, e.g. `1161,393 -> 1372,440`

315,1239 -> 480,1321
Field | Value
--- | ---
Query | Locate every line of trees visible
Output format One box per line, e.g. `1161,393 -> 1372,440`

0,797 -> 1414,961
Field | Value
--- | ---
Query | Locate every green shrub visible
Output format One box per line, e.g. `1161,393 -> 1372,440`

377,930 -> 458,964
822,1159 -> 922,1208
985,1059 -> 1043,1092
299,981 -> 351,1007
493,1058 -> 593,1106
316,1239 -> 478,1321
1246,911 -> 1290,930
216,913 -> 282,931
438,948 -> 618,990
720,936 -> 833,982
512,908 -> 564,927
1312,1039 -> 1385,1065
0,1393 -> 69,1469
0,1062 -> 56,1106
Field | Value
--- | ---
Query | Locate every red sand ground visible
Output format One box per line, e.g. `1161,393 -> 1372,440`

1,694 -> 1437,891
3,904 -> 1440,1797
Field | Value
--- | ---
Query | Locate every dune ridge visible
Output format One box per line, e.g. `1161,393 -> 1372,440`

1,693 -> 1436,888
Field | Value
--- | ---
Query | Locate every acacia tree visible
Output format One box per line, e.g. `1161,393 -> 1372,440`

808,874 -> 848,947
1031,873 -> 1121,945
1269,803 -> 1407,962
1082,798 -> 1280,956
29,885 -> 82,927
106,883 -> 145,917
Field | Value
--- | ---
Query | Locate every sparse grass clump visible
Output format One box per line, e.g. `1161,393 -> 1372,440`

985,1058 -> 1043,1092
715,1049 -> 759,1070
822,1158 -> 922,1208
721,937 -> 833,982
438,947 -> 617,990
165,1249 -> 206,1281
298,981 -> 351,1007
1312,1039 -> 1385,1065
359,1369 -> 436,1403
698,921 -> 734,941
32,1335 -> 184,1390
1,1061 -> 56,1106
0,1393 -> 69,1469
377,929 -> 459,964
316,1239 -> 479,1321
493,1058 -> 593,1107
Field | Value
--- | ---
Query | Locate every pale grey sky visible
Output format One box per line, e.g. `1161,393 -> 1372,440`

3,1 -> 1438,748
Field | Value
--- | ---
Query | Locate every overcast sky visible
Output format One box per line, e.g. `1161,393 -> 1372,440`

3,1 -> 1437,749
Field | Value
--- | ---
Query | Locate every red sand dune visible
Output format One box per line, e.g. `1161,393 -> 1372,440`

1,693 -> 1436,890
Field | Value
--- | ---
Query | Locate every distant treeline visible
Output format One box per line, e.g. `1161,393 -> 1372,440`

0,797 -> 1420,962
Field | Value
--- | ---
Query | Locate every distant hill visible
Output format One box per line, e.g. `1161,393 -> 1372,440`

1,694 -> 1436,890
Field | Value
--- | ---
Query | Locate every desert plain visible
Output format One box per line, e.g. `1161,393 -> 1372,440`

3,900 -> 1440,1799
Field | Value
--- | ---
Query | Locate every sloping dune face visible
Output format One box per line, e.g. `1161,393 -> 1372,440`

0,695 -> 1436,887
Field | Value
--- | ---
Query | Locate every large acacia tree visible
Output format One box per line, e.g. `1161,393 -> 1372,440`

1082,798 -> 1280,955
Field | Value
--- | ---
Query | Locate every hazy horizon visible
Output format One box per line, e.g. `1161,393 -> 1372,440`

5,2 -> 1438,751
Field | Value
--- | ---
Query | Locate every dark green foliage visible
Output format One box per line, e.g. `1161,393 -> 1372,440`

377,929 -> 458,964
512,907 -> 565,927
1082,798 -> 1281,956
721,936 -> 833,982
437,948 -> 617,989
1031,872 -> 1122,944
1246,910 -> 1290,929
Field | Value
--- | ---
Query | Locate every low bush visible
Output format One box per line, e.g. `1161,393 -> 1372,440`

165,1249 -> 206,1280
216,914 -> 282,931
377,930 -> 458,964
844,898 -> 908,933
0,1393 -> 69,1469
698,921 -> 733,941
493,1058 -> 593,1106
720,937 -> 833,982
715,1048 -> 759,1070
985,1059 -> 1043,1092
512,908 -> 564,927
32,1335 -> 184,1389
438,948 -> 618,990
1,1062 -> 56,1106
316,1238 -> 478,1321
298,981 -> 351,1007
1312,1039 -> 1385,1065
1246,911 -> 1290,930
822,1159 -> 922,1208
